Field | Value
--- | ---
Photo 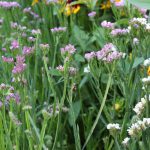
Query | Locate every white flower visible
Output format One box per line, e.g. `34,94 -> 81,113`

122,137 -> 130,146
127,119 -> 150,137
84,65 -> 90,73
143,58 -> 150,66
133,97 -> 146,115
131,18 -> 147,25
142,76 -> 150,84
144,95 -> 150,101
107,123 -> 121,130
146,23 -> 150,31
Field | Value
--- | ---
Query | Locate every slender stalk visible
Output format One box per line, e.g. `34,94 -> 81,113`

82,68 -> 114,150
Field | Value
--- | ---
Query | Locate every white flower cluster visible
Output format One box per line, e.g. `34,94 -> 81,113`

130,18 -> 147,25
127,118 -> 150,137
107,123 -> 121,130
130,18 -> 150,32
133,97 -> 147,115
122,137 -> 130,147
143,58 -> 150,66
142,76 -> 150,84
146,23 -> 150,31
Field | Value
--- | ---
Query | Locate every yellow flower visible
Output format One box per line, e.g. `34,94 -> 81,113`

64,4 -> 80,16
147,66 -> 150,76
114,103 -> 121,111
100,0 -> 111,10
32,0 -> 39,6
73,5 -> 80,14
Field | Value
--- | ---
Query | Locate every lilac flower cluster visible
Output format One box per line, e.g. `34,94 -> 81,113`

10,40 -> 19,50
23,7 -> 39,19
88,11 -> 96,17
0,1 -> 20,9
51,27 -> 67,33
137,8 -> 148,18
23,46 -> 34,56
12,56 -> 26,74
31,29 -> 41,35
0,83 -> 20,104
28,37 -> 36,42
2,56 -> 14,63
101,20 -> 114,29
111,28 -> 129,36
60,44 -> 76,55
6,93 -> 20,104
85,43 -> 124,62
56,65 -> 78,75
85,52 -> 96,61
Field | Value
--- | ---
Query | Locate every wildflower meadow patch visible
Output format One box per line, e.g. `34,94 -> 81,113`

0,0 -> 150,150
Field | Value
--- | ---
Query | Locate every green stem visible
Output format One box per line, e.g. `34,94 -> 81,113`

82,70 -> 114,150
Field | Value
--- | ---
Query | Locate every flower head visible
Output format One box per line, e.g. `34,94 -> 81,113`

60,44 -> 76,55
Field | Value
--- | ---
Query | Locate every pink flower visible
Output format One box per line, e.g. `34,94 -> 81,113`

85,52 -> 96,61
110,0 -> 125,7
23,46 -> 34,55
12,56 -> 26,74
96,43 -> 124,62
10,40 -> 19,50
60,44 -> 76,55
2,56 -> 14,63
111,28 -> 129,36
101,20 -> 114,29
88,11 -> 96,17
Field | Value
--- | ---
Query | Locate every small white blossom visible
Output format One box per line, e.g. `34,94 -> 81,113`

122,137 -> 130,147
107,123 -> 121,130
142,76 -> 150,84
143,58 -> 150,66
84,65 -> 90,73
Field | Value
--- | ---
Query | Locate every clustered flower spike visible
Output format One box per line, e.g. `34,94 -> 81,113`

12,56 -> 26,74
56,65 -> 78,75
51,27 -> 67,33
97,43 -> 124,62
142,76 -> 150,84
0,1 -> 20,9
129,17 -> 150,32
23,46 -> 34,56
0,83 -> 20,104
111,28 -> 129,36
127,118 -> 150,137
85,43 -> 125,62
143,58 -> 150,67
133,97 -> 147,116
107,123 -> 121,130
10,40 -> 19,50
122,137 -> 130,147
2,56 -> 14,63
101,20 -> 114,29
60,44 -> 76,55
84,52 -> 96,61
